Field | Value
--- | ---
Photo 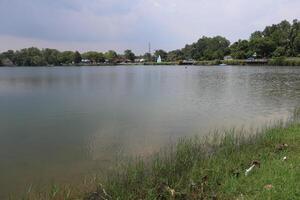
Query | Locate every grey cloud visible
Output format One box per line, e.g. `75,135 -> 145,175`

0,0 -> 300,53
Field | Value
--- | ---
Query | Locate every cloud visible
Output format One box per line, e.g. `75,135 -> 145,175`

0,0 -> 300,53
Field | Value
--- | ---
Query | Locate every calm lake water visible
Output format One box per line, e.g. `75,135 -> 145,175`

0,65 -> 300,197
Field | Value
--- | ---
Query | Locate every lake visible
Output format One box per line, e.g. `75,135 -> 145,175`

0,65 -> 300,197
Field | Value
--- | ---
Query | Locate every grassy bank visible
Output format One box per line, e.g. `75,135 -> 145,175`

21,111 -> 300,200
268,57 -> 300,66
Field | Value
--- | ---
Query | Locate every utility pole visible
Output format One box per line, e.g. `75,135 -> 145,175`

148,42 -> 152,62
148,42 -> 151,55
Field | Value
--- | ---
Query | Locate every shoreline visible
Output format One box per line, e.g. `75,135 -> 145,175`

19,109 -> 300,199
1,58 -> 300,67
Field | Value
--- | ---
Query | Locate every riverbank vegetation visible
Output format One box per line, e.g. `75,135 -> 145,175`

19,109 -> 300,199
1,19 -> 300,67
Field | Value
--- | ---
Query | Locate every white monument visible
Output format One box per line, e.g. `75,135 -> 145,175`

157,55 -> 162,63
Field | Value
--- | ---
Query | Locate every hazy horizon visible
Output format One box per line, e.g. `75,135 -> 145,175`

1,0 -> 300,54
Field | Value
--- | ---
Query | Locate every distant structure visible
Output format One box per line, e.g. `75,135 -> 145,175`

253,52 -> 257,58
81,59 -> 91,63
157,55 -> 162,63
148,42 -> 151,55
224,56 -> 233,60
147,42 -> 152,62
135,58 -> 145,63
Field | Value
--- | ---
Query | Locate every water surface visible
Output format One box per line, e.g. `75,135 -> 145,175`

0,65 -> 300,197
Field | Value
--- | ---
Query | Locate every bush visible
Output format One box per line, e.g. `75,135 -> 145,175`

223,59 -> 246,65
269,57 -> 286,66
269,57 -> 300,66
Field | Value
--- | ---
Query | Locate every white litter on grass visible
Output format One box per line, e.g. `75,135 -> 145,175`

282,156 -> 287,161
245,164 -> 255,176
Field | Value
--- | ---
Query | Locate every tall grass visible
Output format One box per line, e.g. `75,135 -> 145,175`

268,57 -> 300,66
85,111 -> 300,199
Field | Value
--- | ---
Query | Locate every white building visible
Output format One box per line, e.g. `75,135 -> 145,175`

157,55 -> 162,63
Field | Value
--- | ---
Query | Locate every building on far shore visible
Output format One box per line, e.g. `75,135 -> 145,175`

224,56 -> 233,60
81,59 -> 91,64
135,58 -> 146,63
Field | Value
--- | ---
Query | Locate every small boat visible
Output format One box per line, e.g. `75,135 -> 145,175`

219,63 -> 227,66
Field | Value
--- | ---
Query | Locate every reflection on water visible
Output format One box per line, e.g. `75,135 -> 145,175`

0,65 -> 300,197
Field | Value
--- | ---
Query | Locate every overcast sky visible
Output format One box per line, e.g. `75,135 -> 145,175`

0,0 -> 300,54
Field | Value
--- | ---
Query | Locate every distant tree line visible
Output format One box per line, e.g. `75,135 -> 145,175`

1,19 -> 300,66
230,19 -> 300,59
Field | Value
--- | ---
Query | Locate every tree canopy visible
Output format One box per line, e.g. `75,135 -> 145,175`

124,50 -> 135,62
105,50 -> 118,62
82,51 -> 105,63
154,49 -> 168,61
1,19 -> 300,66
230,19 -> 300,59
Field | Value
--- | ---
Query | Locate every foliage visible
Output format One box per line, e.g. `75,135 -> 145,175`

143,53 -> 155,62
181,36 -> 230,60
1,19 -> 300,66
124,49 -> 135,62
82,51 -> 105,63
230,40 -> 252,59
167,50 -> 184,61
105,50 -> 118,62
74,51 -> 82,64
268,57 -> 300,66
59,51 -> 75,65
249,37 -> 276,58
13,47 -> 46,66
154,49 -> 168,61
42,48 -> 61,65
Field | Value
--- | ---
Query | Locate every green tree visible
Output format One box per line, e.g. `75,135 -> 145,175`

1,50 -> 15,62
272,47 -> 286,57
42,48 -> 61,65
154,49 -> 167,61
249,37 -> 276,58
74,51 -> 82,64
32,55 -> 46,66
105,50 -> 118,62
230,40 -> 250,59
167,50 -> 184,61
13,47 -> 46,66
289,19 -> 300,56
143,53 -> 154,62
294,34 -> 300,55
59,51 -> 75,64
250,31 -> 264,40
181,36 -> 230,60
82,51 -> 105,63
124,50 -> 135,62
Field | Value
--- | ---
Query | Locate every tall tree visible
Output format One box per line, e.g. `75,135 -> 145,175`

181,36 -> 230,60
42,48 -> 60,65
74,51 -> 82,64
59,51 -> 75,64
143,53 -> 154,62
105,50 -> 118,62
82,51 -> 105,63
230,40 -> 251,59
249,37 -> 276,58
167,50 -> 184,61
124,50 -> 135,62
154,49 -> 167,61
